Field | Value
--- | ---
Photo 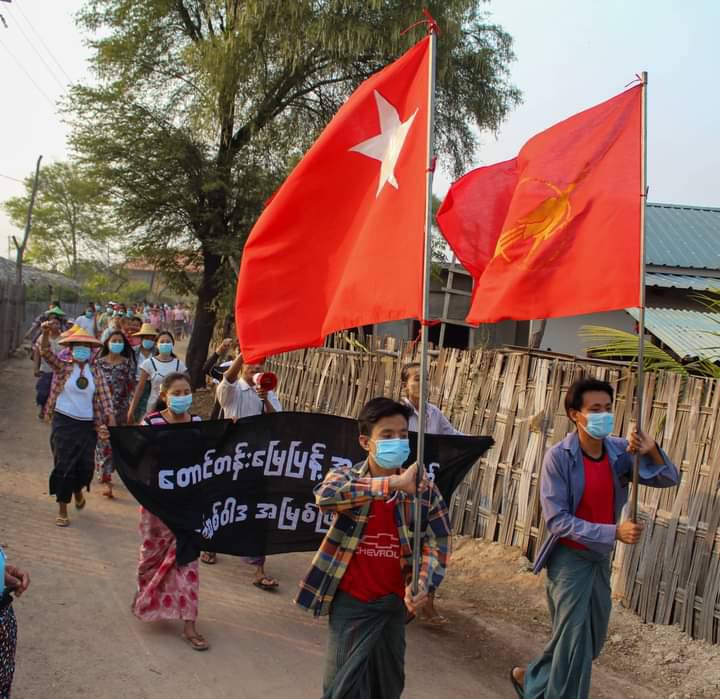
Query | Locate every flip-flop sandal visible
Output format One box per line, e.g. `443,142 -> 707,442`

510,668 -> 525,698
182,633 -> 210,651
420,613 -> 449,626
200,552 -> 217,565
55,516 -> 70,527
253,577 -> 279,591
74,496 -> 87,510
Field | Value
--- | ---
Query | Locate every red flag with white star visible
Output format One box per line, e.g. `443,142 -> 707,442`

235,38 -> 430,362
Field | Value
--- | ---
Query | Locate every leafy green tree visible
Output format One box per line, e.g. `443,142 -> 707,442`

3,161 -> 118,280
68,0 -> 520,384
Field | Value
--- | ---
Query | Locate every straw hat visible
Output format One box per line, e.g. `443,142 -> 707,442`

57,325 -> 101,346
133,322 -> 158,337
59,324 -> 82,339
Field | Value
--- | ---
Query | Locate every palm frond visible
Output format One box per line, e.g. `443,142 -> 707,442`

579,325 -> 689,375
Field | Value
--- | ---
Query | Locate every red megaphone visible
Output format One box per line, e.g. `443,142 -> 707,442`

253,371 -> 278,392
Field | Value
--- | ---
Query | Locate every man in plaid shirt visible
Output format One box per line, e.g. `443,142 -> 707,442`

295,397 -> 451,699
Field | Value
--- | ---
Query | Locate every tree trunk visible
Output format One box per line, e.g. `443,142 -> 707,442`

71,221 -> 78,281
186,248 -> 222,387
14,155 -> 43,286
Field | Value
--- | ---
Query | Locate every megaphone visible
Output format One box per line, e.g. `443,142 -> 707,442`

253,371 -> 278,392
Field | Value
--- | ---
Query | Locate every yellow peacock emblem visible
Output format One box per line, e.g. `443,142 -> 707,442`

493,164 -> 591,269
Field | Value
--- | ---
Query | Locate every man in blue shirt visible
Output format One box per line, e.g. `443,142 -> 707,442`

511,377 -> 679,699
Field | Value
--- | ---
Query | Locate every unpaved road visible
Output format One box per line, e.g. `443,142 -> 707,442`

0,356 -> 655,698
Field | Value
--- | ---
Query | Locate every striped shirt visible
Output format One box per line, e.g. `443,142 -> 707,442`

295,460 -> 451,617
40,346 -> 114,428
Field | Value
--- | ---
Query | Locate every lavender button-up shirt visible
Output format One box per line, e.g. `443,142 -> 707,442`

533,432 -> 679,573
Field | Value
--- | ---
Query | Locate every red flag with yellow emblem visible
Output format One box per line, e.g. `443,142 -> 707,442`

437,85 -> 642,323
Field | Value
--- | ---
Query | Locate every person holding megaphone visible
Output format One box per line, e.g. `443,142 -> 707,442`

202,353 -> 281,589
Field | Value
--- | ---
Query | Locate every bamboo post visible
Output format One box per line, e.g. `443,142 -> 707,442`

631,71 -> 648,523
412,24 -> 438,595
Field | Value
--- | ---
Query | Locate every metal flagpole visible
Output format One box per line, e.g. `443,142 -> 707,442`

412,25 -> 438,596
631,71 -> 648,523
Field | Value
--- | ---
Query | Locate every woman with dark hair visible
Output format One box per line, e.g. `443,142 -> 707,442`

40,324 -> 114,527
132,372 -> 208,651
127,330 -> 187,422
94,330 -> 137,499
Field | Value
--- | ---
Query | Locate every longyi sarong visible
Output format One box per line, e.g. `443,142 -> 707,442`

49,413 -> 97,503
132,509 -> 199,622
524,544 -> 612,699
322,591 -> 405,699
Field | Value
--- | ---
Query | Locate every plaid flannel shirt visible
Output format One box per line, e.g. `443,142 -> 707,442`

295,460 -> 451,617
40,346 -> 114,427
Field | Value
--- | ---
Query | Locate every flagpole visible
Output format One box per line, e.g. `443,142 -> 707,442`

412,26 -> 438,596
631,71 -> 648,523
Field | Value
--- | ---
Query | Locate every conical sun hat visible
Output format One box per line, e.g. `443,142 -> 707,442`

57,325 -> 101,346
133,322 -> 158,337
59,324 -> 82,338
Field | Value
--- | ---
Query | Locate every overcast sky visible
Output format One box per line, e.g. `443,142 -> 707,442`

1,0 -> 718,259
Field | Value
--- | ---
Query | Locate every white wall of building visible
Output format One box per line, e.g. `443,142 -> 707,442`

539,310 -> 635,356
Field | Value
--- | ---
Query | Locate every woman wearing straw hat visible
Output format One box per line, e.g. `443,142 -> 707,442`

39,323 -> 115,527
130,322 -> 158,422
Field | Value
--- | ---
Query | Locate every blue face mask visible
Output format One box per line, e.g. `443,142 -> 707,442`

72,346 -> 92,363
157,342 -> 173,355
85,310 -> 94,318
168,394 -> 193,415
582,412 -> 614,440
109,341 -> 125,354
141,339 -> 155,350
373,438 -> 411,469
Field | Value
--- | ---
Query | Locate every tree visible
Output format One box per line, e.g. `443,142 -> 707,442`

3,161 -> 118,280
68,0 -> 521,385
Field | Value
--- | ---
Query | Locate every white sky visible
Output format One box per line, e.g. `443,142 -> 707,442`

1,0 -> 719,259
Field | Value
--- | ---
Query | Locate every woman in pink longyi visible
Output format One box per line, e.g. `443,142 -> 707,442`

131,372 -> 209,651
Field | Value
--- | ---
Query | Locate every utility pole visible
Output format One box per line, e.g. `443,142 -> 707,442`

13,155 -> 42,286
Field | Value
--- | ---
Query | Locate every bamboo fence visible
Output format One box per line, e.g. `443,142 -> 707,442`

0,281 -> 25,361
267,334 -> 720,643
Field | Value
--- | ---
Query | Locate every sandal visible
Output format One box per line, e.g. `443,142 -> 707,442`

74,495 -> 87,510
420,613 -> 449,626
253,576 -> 279,591
510,668 -> 525,698
55,515 -> 70,527
102,486 -> 114,499
200,552 -> 217,565
182,633 -> 210,652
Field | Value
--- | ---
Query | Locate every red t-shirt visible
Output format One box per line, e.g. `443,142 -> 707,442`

339,496 -> 406,603
561,450 -> 615,551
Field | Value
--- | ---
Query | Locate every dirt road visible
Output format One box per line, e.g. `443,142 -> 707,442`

0,356 -> 656,698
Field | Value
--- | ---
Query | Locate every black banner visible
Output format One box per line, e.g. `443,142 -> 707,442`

111,412 -> 493,564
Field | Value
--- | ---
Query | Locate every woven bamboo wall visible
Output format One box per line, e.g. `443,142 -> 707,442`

267,335 -> 720,643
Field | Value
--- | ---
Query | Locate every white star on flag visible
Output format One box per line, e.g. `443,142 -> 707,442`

350,90 -> 418,197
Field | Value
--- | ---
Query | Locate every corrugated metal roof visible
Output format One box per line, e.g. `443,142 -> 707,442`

646,203 -> 720,270
645,273 -> 720,291
627,307 -> 720,360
